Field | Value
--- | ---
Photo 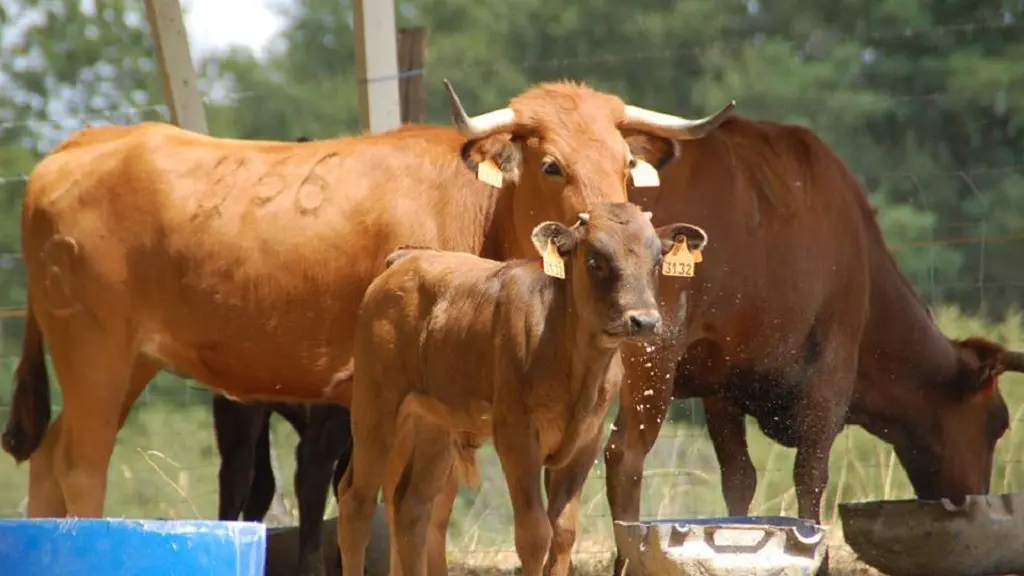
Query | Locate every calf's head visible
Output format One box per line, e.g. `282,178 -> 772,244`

442,80 -> 734,258
891,337 -> 1023,502
529,202 -> 707,347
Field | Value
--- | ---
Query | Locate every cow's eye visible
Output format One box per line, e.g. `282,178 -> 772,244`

587,251 -> 611,277
541,159 -> 562,177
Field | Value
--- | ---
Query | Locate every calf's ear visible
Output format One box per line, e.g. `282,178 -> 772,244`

531,221 -> 576,257
655,222 -> 709,255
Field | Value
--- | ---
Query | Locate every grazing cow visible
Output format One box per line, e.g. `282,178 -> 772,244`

337,203 -> 710,576
0,78 -> 734,562
604,117 -> 1024,573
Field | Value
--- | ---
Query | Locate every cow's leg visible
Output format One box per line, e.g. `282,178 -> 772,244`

425,466 -> 459,576
337,409 -> 393,576
46,335 -> 158,517
792,346 -> 858,576
243,417 -> 276,522
27,415 -> 66,517
495,427 -> 550,576
391,427 -> 454,576
703,395 -> 757,515
212,396 -> 268,521
543,430 -> 604,576
295,405 -> 351,576
605,343 -> 678,574
793,350 -> 857,522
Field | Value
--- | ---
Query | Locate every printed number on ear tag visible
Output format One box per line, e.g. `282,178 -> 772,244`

542,240 -> 565,279
662,242 -> 695,277
477,159 -> 504,188
630,159 -> 660,188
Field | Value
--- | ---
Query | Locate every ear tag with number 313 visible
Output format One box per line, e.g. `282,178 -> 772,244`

542,240 -> 565,279
662,242 -> 700,277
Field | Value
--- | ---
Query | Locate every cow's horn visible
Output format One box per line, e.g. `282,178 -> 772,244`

999,351 -> 1024,372
623,101 -> 737,140
443,79 -> 517,140
577,212 -> 590,224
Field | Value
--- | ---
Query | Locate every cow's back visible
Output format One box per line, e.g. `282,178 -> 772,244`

21,123 -> 501,401
354,250 -> 510,418
645,118 -> 870,369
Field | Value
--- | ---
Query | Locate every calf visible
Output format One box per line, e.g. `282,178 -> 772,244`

337,202 -> 709,576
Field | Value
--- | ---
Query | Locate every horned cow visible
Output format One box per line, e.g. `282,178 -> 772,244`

1,79 -> 734,576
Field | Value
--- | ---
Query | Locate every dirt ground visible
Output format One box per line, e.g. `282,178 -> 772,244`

447,527 -> 886,575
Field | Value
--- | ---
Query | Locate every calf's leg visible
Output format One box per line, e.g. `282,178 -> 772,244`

543,430 -> 604,576
390,427 -> 455,576
212,396 -> 269,521
337,407 -> 394,576
426,466 -> 459,575
703,395 -> 758,515
495,426 -> 551,576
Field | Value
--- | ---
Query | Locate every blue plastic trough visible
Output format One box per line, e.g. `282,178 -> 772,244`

0,518 -> 266,576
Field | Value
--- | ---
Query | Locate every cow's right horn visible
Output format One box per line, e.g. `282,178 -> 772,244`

443,79 -> 517,140
623,101 -> 736,140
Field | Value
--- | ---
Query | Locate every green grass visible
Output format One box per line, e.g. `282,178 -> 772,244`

1,304 -> 1024,565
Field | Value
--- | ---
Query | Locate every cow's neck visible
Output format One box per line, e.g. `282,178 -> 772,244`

851,239 -> 959,432
557,278 -> 618,407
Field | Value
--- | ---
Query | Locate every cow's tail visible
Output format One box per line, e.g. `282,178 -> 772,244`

2,301 -> 52,463
397,392 -> 485,490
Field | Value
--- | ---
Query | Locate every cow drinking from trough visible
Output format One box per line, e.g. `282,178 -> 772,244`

337,202 -> 709,576
0,79 -> 734,570
604,117 -> 1024,573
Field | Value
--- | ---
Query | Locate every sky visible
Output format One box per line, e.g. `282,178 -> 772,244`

184,0 -> 285,59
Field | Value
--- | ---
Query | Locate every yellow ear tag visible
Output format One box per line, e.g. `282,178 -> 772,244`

692,249 -> 703,264
542,240 -> 565,279
630,159 -> 660,188
477,159 -> 504,188
662,242 -> 696,277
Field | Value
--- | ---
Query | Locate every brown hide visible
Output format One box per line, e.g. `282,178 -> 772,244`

337,203 -> 707,576
606,117 -> 1024,570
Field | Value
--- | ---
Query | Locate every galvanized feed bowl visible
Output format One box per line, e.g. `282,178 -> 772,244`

613,516 -> 828,576
839,492 -> 1024,576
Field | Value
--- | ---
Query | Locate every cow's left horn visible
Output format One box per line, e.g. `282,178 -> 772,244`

443,79 -> 517,140
1000,351 -> 1024,372
623,101 -> 737,140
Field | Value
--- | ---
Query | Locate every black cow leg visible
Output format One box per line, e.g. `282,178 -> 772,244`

213,395 -> 269,521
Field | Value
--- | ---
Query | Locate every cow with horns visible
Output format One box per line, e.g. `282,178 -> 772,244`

1,79 -> 734,576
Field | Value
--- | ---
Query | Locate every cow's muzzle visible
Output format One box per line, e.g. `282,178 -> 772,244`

624,309 -> 663,338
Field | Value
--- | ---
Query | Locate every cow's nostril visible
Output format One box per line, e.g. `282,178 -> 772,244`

626,311 -> 661,335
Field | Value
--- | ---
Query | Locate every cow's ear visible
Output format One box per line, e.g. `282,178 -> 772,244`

655,222 -> 708,255
625,132 -> 680,172
531,221 -> 576,257
460,134 -> 524,188
954,338 -> 1024,398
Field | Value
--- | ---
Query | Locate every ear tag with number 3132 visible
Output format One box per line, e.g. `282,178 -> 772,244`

662,242 -> 701,277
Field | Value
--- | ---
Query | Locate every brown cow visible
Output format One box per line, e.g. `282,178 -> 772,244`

337,203 -> 710,576
0,79 -> 733,532
605,117 -> 1024,573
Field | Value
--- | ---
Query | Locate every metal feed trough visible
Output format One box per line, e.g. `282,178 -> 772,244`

839,492 -> 1024,576
613,516 -> 828,576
